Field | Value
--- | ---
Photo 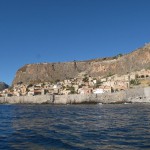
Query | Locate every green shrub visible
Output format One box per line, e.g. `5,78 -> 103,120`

130,79 -> 140,85
82,77 -> 89,82
113,53 -> 123,59
107,72 -> 114,77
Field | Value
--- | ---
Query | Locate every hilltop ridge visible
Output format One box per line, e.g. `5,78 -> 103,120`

0,82 -> 9,91
12,44 -> 150,85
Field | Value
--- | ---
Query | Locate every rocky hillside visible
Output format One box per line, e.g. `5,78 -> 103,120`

12,44 -> 150,85
0,82 -> 9,91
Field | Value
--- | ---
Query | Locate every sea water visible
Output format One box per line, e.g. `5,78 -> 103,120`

0,103 -> 150,150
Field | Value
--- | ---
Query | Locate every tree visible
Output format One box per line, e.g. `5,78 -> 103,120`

113,53 -> 123,59
52,64 -> 55,71
74,60 -> 77,70
130,79 -> 140,85
107,72 -> 114,77
82,77 -> 89,82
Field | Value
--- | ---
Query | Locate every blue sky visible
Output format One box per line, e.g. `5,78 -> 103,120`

0,0 -> 150,85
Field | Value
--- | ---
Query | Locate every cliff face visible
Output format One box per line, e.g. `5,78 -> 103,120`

12,44 -> 150,85
0,82 -> 9,91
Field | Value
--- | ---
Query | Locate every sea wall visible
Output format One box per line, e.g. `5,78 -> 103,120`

0,95 -> 54,104
125,87 -> 150,103
54,91 -> 126,104
0,87 -> 150,104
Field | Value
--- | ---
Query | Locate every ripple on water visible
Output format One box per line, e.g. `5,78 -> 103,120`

0,104 -> 150,150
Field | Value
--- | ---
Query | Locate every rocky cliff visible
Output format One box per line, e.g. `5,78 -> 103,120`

12,44 -> 150,85
0,82 -> 9,91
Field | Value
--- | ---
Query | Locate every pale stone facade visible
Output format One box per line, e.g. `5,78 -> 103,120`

1,69 -> 150,97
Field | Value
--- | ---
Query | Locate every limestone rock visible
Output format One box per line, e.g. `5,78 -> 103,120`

0,82 -> 9,91
12,44 -> 150,85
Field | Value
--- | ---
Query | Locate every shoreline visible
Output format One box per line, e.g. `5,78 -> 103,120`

0,87 -> 150,104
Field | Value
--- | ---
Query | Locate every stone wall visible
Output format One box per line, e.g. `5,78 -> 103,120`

0,95 -> 54,104
125,87 -> 150,103
53,91 -> 126,104
0,87 -> 150,104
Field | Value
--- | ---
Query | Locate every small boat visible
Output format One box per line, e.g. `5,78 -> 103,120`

98,103 -> 103,105
124,102 -> 130,104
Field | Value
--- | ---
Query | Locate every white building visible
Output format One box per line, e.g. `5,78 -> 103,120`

93,88 -> 104,94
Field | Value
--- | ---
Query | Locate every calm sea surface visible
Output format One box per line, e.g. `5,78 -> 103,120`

0,103 -> 150,150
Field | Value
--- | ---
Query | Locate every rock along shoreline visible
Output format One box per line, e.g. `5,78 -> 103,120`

0,87 -> 150,104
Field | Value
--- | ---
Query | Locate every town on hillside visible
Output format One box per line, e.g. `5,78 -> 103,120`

0,69 -> 150,97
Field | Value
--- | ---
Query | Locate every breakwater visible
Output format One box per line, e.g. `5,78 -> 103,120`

0,87 -> 150,104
